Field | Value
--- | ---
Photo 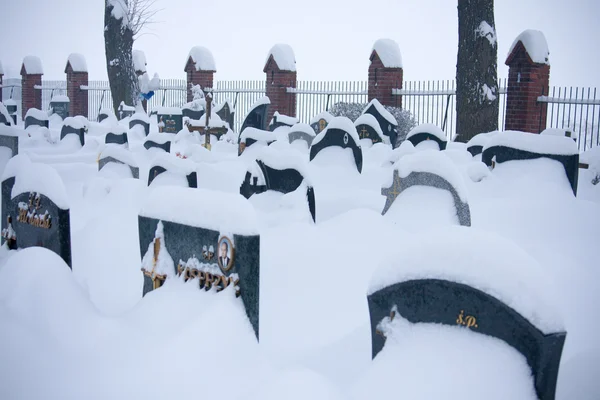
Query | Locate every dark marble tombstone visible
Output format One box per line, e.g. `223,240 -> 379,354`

288,130 -> 315,147
0,133 -> 18,157
368,278 -> 566,400
381,169 -> 471,226
5,103 -> 18,116
129,118 -> 150,136
182,108 -> 205,121
147,165 -> 197,188
215,101 -> 234,129
356,124 -> 382,144
482,145 -> 579,196
406,131 -> 447,150
1,180 -> 71,267
50,100 -> 69,120
98,112 -> 111,123
138,216 -> 261,339
105,131 -> 128,146
60,125 -> 85,147
363,103 -> 398,146
310,118 -> 329,135
309,128 -> 363,173
98,156 -> 139,179
144,140 -> 171,153
467,145 -> 483,156
117,104 -> 135,120
0,113 -> 11,126
269,114 -> 296,132
158,112 -> 183,134
240,160 -> 316,222
241,102 -> 269,133
24,115 -> 49,129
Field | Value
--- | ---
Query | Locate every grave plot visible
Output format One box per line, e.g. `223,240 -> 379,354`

24,108 -> 49,129
60,116 -> 88,147
405,123 -> 448,150
238,127 -> 278,156
49,95 -> 70,120
355,113 -> 390,146
362,99 -> 399,147
155,107 -> 183,134
129,112 -> 151,136
310,116 -> 363,173
367,227 -> 566,400
98,145 -> 140,179
240,96 -> 270,133
1,155 -> 71,267
138,186 -> 260,339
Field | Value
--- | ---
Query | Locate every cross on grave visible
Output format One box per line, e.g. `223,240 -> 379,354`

381,169 -> 402,212
360,127 -> 369,138
185,92 -> 228,149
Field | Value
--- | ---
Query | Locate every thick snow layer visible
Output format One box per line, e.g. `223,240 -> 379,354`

312,116 -> 360,147
107,0 -> 129,25
198,112 -> 226,128
63,116 -> 87,130
289,123 -> 316,137
540,128 -> 570,137
3,155 -> 69,209
354,114 -> 385,140
187,46 -> 216,71
132,50 -> 147,73
475,21 -> 497,47
265,44 -> 296,71
363,99 -> 397,126
140,186 -> 258,235
155,107 -> 182,116
145,131 -> 172,145
24,108 -> 49,121
130,111 -> 150,123
255,146 -> 311,184
22,55 -> 43,75
140,221 -> 175,277
508,29 -> 550,65
309,111 -> 334,125
240,127 -> 277,144
467,131 -> 499,148
371,39 -> 403,68
100,145 -> 139,167
406,123 -> 446,142
247,96 -> 271,115
271,112 -> 298,126
66,53 -> 88,73
483,130 -> 578,156
368,226 -> 564,333
51,95 -> 70,103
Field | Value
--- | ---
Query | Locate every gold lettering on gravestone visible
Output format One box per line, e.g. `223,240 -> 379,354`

456,310 -> 479,328
16,194 -> 52,229
360,127 -> 369,138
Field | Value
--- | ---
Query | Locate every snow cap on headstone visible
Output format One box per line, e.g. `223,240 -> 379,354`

65,53 -> 88,73
506,30 -> 550,65
185,46 -> 216,72
264,44 -> 296,72
21,56 -> 43,75
371,39 -> 403,68
132,50 -> 147,73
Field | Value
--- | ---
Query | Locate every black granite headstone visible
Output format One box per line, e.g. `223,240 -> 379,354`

269,114 -> 296,132
129,118 -> 150,136
0,113 -> 10,126
288,130 -> 315,147
482,145 -> 579,196
215,101 -> 234,129
381,169 -> 471,226
0,133 -> 18,156
309,128 -> 363,173
356,124 -> 383,144
310,118 -> 329,135
406,131 -> 447,150
98,156 -> 139,179
98,112 -> 111,123
147,165 -> 197,188
368,278 -> 566,400
50,101 -> 69,120
144,140 -> 171,153
138,217 -> 260,339
5,104 -> 17,115
118,104 -> 135,120
60,125 -> 85,147
467,145 -> 483,156
1,180 -> 71,267
24,116 -> 49,129
363,103 -> 398,146
241,102 -> 269,133
105,132 -> 128,146
158,113 -> 183,134
182,108 -> 205,121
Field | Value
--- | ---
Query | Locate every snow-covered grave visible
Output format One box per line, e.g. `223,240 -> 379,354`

406,122 -> 448,150
310,110 -> 334,134
0,97 -> 599,400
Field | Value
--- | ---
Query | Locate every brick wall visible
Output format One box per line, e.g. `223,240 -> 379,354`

264,56 -> 297,123
185,58 -> 215,102
20,66 -> 42,119
504,42 -> 550,133
66,64 -> 88,118
368,52 -> 403,108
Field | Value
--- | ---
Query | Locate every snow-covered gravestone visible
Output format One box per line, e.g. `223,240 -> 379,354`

104,128 -> 128,147
60,116 -> 87,147
367,227 -> 566,400
362,99 -> 399,147
287,123 -> 316,148
405,123 -> 447,151
381,151 -> 471,226
147,152 -> 197,188
309,111 -> 333,135
309,117 -> 363,173
117,102 -> 135,120
138,186 -> 261,339
0,125 -> 19,157
129,112 -> 150,136
0,103 -> 14,127
238,128 -> 277,156
98,145 -> 139,179
269,112 -> 298,132
354,113 -> 389,145
214,100 -> 234,130
1,155 -> 72,267
156,107 -> 183,134
24,108 -> 49,129
482,131 -> 579,195
144,132 -> 172,153
49,95 -> 70,120
240,96 -> 270,133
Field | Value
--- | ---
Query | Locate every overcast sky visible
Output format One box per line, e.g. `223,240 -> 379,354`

1,0 -> 598,89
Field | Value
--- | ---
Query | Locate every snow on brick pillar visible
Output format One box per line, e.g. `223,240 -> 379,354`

368,39 -> 403,108
185,46 -> 216,102
505,30 -> 550,133
65,53 -> 89,118
20,56 -> 43,119
264,44 -> 297,123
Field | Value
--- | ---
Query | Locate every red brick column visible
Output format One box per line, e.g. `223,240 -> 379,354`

185,47 -> 216,102
504,33 -> 550,133
264,45 -> 297,123
368,40 -> 403,108
65,55 -> 89,118
20,56 -> 43,119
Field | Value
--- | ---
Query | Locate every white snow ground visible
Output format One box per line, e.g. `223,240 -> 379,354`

0,117 -> 599,400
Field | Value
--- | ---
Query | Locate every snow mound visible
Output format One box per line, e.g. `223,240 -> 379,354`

187,46 -> 216,72
265,44 -> 296,72
368,226 -> 564,334
66,53 -> 88,73
140,186 -> 258,235
371,39 -> 403,68
483,130 -> 578,156
132,50 -> 147,73
249,367 -> 346,400
312,117 -> 360,147
508,29 -> 550,65
406,123 -> 446,142
22,55 -> 43,75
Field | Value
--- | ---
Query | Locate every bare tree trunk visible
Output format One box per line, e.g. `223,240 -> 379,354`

455,0 -> 499,143
104,0 -> 138,114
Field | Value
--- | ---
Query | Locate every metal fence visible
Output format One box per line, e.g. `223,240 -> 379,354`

2,77 -> 598,151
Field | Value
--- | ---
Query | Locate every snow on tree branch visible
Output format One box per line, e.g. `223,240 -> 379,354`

106,0 -> 160,38
475,21 -> 497,47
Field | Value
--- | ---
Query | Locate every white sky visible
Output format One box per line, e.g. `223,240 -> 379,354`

1,0 -> 599,90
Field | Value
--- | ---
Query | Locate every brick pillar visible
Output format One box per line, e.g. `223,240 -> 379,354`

368,39 -> 403,108
20,56 -> 43,119
504,31 -> 550,133
264,44 -> 297,123
65,54 -> 89,118
185,46 -> 216,102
